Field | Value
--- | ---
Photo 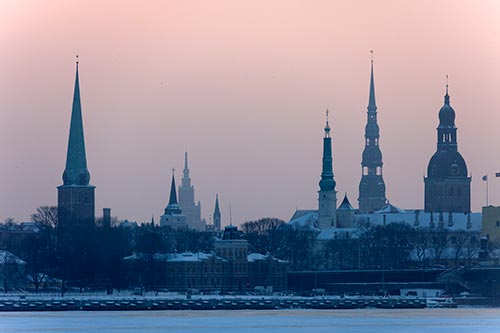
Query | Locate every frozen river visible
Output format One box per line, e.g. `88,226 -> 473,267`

1,308 -> 499,333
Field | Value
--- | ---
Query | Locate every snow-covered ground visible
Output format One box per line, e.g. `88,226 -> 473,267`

1,308 -> 500,333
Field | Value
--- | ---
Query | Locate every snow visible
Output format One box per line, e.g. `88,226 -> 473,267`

1,308 -> 500,333
0,251 -> 26,265
123,252 -> 227,262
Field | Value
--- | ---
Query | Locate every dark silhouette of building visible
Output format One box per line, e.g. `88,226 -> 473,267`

424,83 -> 471,213
318,111 -> 337,229
57,61 -> 95,227
213,194 -> 221,231
359,57 -> 387,212
160,172 -> 187,228
178,152 -> 204,230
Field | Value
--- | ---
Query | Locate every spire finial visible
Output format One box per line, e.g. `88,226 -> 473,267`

324,109 -> 331,138
370,50 -> 374,64
444,74 -> 450,104
171,168 -> 176,176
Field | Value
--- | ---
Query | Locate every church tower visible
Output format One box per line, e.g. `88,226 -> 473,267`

57,60 -> 95,228
160,171 -> 187,228
213,194 -> 221,231
424,82 -> 471,213
358,56 -> 387,212
178,152 -> 203,230
318,110 -> 337,229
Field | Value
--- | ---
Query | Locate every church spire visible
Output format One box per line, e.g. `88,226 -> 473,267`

319,110 -> 335,191
62,57 -> 90,186
368,51 -> 376,111
213,194 -> 221,231
358,54 -> 387,213
318,110 -> 337,229
168,169 -> 178,205
183,151 -> 189,176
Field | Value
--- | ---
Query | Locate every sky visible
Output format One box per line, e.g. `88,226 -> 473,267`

1,0 -> 500,226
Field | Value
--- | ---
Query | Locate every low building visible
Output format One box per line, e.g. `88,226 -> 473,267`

0,250 -> 27,291
123,226 -> 288,291
482,206 -> 500,243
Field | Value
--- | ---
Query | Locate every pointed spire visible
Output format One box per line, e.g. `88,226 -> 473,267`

368,51 -> 377,111
214,194 -> 220,216
444,74 -> 450,105
184,151 -> 189,171
62,56 -> 90,186
319,110 -> 335,191
168,169 -> 178,205
324,109 -> 331,138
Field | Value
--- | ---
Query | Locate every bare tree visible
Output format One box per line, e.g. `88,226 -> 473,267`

31,206 -> 58,229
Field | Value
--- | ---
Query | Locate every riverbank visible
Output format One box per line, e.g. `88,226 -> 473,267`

0,295 -> 427,312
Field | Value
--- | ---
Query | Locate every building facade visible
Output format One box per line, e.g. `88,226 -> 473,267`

424,85 -> 471,213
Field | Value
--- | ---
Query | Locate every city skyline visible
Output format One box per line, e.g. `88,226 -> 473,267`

1,1 -> 500,224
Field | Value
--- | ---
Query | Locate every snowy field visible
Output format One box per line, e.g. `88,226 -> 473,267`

1,308 -> 500,333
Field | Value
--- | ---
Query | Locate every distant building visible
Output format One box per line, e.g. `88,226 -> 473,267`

160,172 -> 187,229
57,61 -> 95,228
424,84 -> 471,213
482,206 -> 500,242
358,58 -> 387,213
123,225 -> 288,291
178,152 -> 205,231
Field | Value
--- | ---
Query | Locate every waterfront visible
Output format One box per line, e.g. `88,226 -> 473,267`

1,308 -> 499,333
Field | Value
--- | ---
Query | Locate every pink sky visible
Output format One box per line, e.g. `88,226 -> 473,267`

1,1 -> 500,225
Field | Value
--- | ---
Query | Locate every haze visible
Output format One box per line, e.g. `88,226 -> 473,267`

1,0 -> 499,225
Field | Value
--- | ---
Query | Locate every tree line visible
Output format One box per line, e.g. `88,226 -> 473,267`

0,207 -> 488,292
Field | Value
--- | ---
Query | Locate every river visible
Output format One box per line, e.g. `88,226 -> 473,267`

1,308 -> 499,332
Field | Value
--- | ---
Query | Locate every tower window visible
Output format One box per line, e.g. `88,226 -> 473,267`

363,167 -> 369,176
376,167 -> 382,176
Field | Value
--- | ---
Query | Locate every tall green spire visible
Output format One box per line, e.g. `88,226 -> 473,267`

319,110 -> 335,191
62,60 -> 90,186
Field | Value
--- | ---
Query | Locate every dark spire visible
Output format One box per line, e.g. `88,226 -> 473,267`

359,54 -> 386,212
319,110 -> 335,192
214,194 -> 221,216
168,169 -> 178,205
338,193 -> 354,211
183,151 -> 189,176
444,74 -> 450,105
62,57 -> 90,186
368,50 -> 376,111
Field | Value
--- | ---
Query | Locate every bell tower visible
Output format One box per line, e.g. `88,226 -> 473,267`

358,54 -> 387,212
424,80 -> 471,213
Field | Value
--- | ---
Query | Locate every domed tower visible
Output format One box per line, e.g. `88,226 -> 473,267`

424,82 -> 471,213
358,56 -> 387,212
